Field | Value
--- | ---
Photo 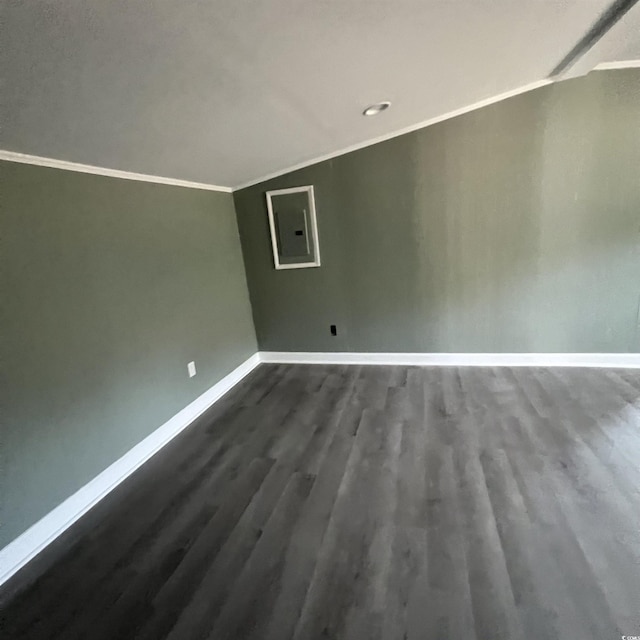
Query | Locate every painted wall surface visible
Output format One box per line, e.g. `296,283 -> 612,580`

0,162 -> 257,547
235,69 -> 640,354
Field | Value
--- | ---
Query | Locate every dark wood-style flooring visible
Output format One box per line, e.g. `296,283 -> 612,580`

2,364 -> 640,639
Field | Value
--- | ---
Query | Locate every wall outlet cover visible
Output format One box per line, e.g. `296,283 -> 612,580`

187,361 -> 197,377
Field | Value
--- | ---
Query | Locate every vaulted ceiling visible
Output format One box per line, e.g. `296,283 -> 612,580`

3,1 -> 639,189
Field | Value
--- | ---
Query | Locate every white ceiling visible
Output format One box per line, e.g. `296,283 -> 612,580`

2,1 -> 639,189
565,0 -> 640,77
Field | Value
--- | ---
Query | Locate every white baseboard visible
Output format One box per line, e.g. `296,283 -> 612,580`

0,353 -> 261,587
2,349 -> 637,585
259,351 -> 640,368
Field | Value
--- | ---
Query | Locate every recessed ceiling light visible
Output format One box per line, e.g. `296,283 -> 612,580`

363,101 -> 391,116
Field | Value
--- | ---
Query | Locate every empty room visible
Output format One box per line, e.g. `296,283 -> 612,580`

1,1 -> 639,639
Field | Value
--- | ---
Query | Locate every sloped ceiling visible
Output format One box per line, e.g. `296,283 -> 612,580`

2,0 -> 639,189
564,0 -> 640,76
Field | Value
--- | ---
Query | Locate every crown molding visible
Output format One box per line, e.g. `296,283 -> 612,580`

0,150 -> 233,193
231,79 -> 554,191
4,63 -> 636,194
593,59 -> 640,70
232,62 -> 640,191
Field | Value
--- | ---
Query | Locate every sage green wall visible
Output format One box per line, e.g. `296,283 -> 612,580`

235,69 -> 640,354
1,162 -> 257,547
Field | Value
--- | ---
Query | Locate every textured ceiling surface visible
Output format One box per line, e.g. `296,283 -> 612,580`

3,0 -> 639,188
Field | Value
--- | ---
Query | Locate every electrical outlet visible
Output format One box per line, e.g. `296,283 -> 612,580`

187,361 -> 196,378
330,324 -> 337,336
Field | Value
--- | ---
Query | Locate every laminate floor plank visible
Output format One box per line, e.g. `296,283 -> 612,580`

2,364 -> 639,640
134,457 -> 275,640
205,471 -> 315,640
164,460 -> 296,640
493,372 -> 628,640
262,371 -> 370,640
